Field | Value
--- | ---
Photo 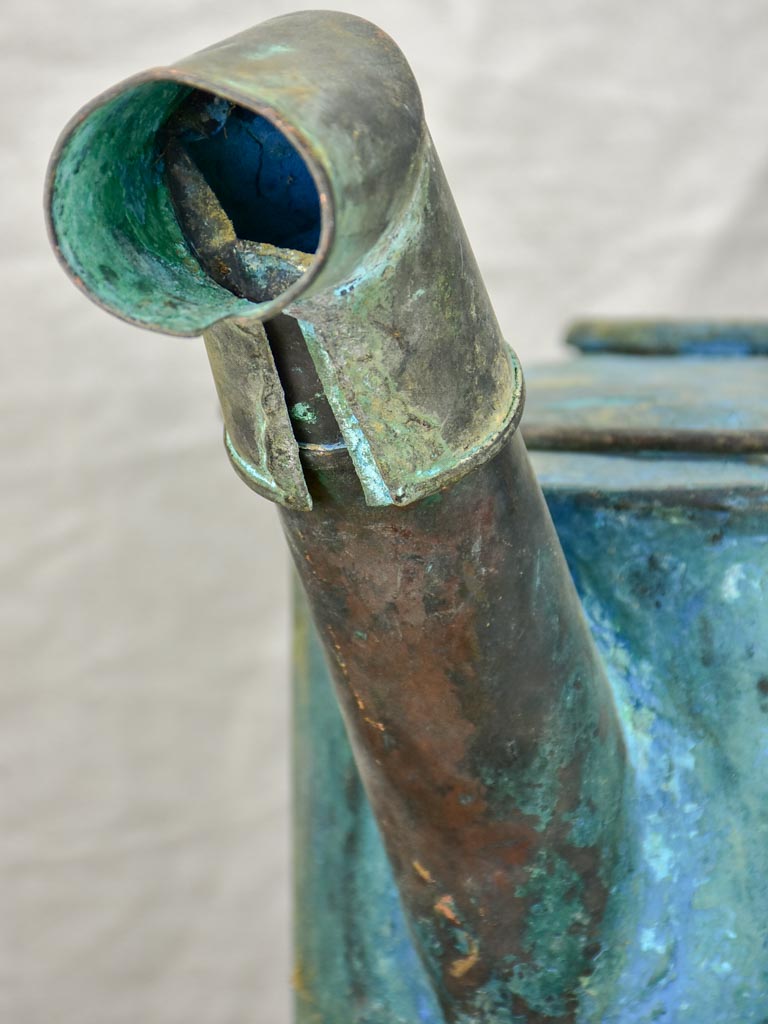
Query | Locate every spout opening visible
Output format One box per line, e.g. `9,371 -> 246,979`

45,71 -> 334,336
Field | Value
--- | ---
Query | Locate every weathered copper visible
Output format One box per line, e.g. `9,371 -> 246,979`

45,10 -> 768,1024
45,13 -> 522,510
283,433 -> 624,1020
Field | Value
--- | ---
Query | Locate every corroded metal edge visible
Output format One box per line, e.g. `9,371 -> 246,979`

524,426 -> 768,455
529,450 -> 768,510
567,319 -> 768,356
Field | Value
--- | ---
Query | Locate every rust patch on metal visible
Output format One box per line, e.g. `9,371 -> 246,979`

449,939 -> 480,980
282,432 -> 625,1018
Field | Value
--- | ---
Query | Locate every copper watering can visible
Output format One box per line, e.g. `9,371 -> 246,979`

45,11 -> 768,1022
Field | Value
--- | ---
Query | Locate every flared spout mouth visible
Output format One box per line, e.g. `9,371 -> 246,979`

45,73 -> 334,335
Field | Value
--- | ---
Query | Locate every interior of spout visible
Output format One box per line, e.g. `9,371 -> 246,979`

184,95 -> 321,252
161,90 -> 321,305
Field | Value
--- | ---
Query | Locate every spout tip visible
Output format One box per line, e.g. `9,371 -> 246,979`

45,66 -> 336,337
45,10 -> 433,337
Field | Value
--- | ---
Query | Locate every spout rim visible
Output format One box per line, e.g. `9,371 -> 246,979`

44,66 -> 336,338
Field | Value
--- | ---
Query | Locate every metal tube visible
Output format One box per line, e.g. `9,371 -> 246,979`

282,430 -> 625,1020
46,11 -> 627,1020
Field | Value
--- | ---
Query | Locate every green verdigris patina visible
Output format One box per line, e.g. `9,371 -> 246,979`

47,12 -> 522,511
49,80 -> 254,334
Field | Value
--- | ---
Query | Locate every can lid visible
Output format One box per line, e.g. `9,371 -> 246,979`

566,319 -> 768,357
523,321 -> 768,457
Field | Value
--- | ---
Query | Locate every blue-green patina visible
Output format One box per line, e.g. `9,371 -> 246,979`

293,345 -> 768,1022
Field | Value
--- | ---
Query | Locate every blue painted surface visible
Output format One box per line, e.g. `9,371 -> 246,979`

545,476 -> 768,1021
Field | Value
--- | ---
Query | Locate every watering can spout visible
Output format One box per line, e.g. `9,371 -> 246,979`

46,10 -> 522,511
46,11 -> 628,1020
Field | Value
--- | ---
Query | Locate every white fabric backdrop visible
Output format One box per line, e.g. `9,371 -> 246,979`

3,1 -> 768,1021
